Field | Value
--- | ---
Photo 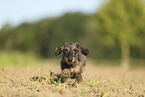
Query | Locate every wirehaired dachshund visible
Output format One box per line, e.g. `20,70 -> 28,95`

55,42 -> 89,84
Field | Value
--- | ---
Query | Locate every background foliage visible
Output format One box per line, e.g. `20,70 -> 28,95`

0,0 -> 145,63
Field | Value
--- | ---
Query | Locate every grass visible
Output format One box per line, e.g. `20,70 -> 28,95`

0,52 -> 145,96
0,51 -> 40,67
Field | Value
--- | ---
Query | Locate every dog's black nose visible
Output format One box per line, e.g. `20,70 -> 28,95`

68,57 -> 73,62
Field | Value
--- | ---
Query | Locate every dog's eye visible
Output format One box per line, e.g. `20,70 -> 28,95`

73,49 -> 78,52
63,49 -> 68,53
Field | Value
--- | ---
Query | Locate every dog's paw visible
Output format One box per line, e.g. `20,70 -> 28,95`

61,69 -> 71,78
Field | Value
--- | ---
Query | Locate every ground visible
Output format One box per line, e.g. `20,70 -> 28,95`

0,59 -> 145,97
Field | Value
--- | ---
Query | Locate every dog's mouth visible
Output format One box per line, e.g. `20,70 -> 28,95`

65,57 -> 76,65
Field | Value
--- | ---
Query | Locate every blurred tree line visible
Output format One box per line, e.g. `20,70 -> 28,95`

92,0 -> 145,67
0,0 -> 145,63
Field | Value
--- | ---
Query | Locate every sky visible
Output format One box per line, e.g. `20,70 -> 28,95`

0,0 -> 105,28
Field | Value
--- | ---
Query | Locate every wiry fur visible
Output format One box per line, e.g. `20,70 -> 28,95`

55,42 -> 89,84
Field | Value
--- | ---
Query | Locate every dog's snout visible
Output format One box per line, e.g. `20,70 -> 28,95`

68,57 -> 73,62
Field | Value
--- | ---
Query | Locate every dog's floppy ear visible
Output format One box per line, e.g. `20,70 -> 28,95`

55,45 -> 62,56
55,42 -> 66,56
76,42 -> 89,56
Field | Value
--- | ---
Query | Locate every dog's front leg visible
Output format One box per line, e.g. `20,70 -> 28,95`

60,69 -> 71,83
75,73 -> 83,84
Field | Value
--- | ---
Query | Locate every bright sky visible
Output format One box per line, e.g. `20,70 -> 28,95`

0,0 -> 105,28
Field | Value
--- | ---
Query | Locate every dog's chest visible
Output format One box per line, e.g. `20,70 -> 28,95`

61,61 -> 82,73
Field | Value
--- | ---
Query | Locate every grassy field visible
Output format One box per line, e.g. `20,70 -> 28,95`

0,58 -> 145,97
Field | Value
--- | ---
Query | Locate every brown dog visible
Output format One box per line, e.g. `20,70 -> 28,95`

55,42 -> 89,84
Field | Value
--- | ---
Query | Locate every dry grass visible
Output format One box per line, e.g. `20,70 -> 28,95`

0,59 -> 145,97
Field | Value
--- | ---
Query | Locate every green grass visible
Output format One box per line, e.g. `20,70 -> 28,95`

0,51 -> 39,67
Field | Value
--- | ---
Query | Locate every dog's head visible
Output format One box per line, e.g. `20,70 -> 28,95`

55,42 -> 89,65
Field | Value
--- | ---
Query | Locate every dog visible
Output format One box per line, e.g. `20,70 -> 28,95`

55,42 -> 89,84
